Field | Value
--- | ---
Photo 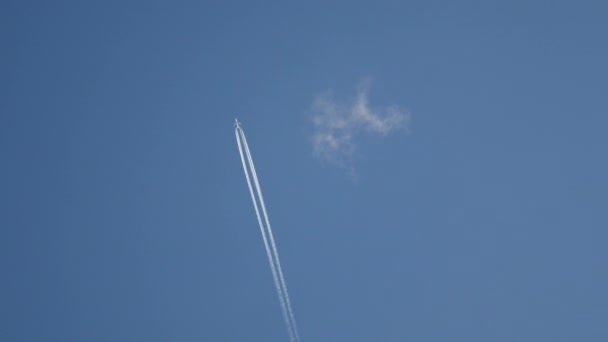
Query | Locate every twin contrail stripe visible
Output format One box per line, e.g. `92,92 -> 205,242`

234,128 -> 295,342
235,124 -> 300,342
239,128 -> 300,341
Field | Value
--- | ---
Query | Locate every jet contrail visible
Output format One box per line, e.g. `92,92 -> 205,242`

235,120 -> 300,342
235,129 -> 295,342
239,127 -> 300,341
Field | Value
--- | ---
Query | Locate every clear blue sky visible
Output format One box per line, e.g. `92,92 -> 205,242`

2,1 -> 607,341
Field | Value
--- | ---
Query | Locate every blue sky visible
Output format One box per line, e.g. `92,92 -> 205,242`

2,1 -> 607,341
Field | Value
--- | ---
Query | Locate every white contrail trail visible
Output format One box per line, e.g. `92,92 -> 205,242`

235,128 -> 296,342
239,128 -> 301,342
235,125 -> 298,342
238,127 -> 300,342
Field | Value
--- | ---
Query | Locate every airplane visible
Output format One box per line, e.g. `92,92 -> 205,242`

234,118 -> 241,129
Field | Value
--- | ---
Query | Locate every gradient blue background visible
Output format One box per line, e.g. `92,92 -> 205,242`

2,1 -> 607,341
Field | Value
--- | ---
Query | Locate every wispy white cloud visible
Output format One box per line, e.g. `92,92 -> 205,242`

311,82 -> 410,169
